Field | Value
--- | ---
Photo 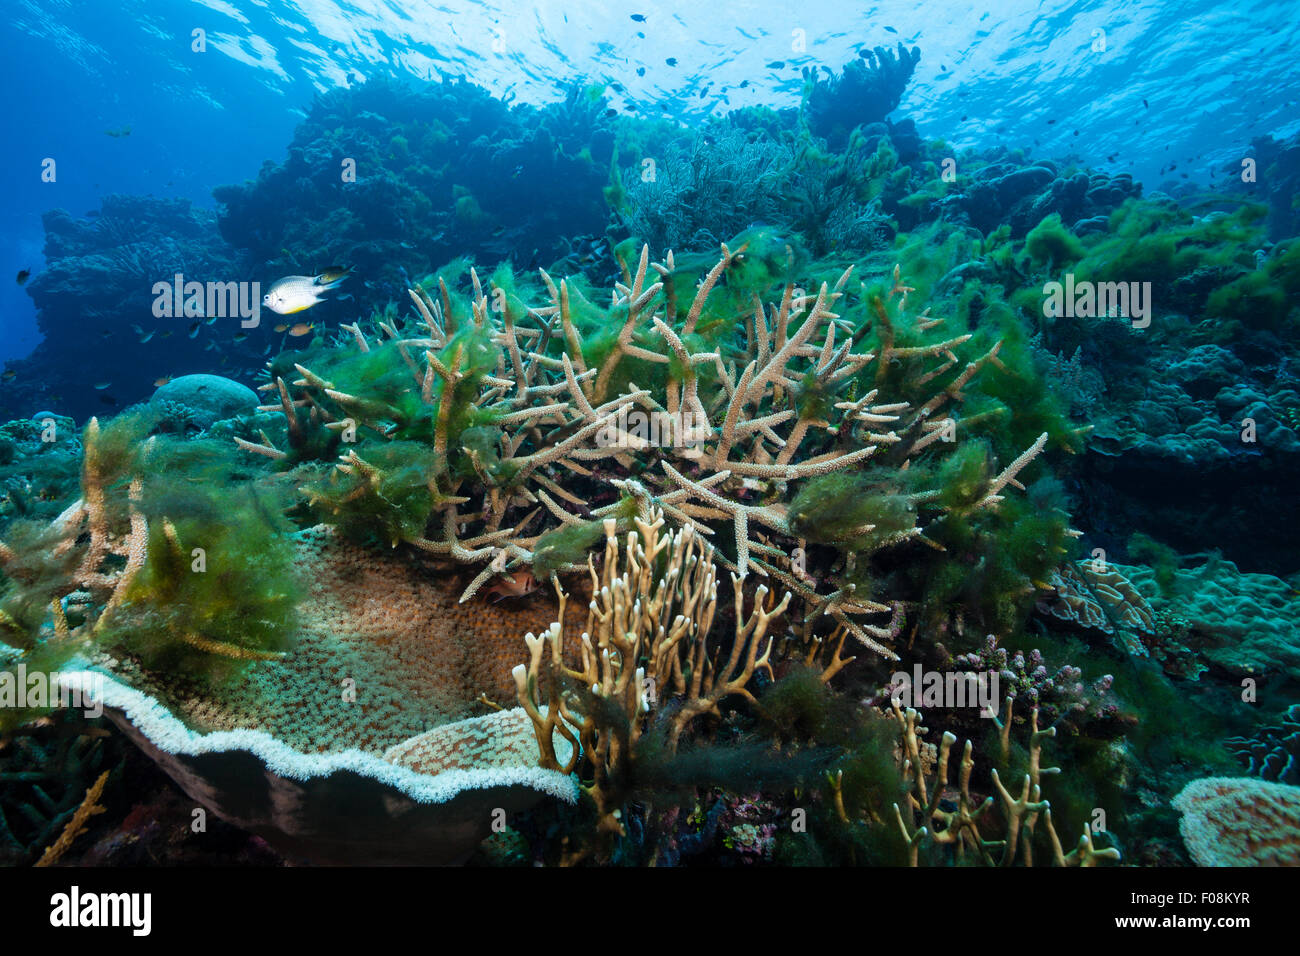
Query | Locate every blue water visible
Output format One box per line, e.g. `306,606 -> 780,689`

4,0 -> 1298,360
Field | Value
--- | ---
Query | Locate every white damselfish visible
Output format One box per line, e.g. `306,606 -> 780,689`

263,266 -> 352,315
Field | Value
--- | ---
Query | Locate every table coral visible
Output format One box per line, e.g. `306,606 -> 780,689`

51,525 -> 586,863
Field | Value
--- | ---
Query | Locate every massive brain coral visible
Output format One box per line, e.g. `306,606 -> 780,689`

1173,776 -> 1300,866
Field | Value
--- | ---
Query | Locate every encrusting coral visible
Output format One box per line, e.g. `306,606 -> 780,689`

1036,559 -> 1156,654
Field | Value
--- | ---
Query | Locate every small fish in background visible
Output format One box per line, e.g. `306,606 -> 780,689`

263,266 -> 352,314
766,60 -> 784,69
104,125 -> 132,138
94,381 -> 112,390
273,323 -> 290,333
99,394 -> 118,405
630,13 -> 646,21
2,370 -> 16,381
16,269 -> 30,285
188,321 -> 201,338
287,322 -> 315,337
314,265 -> 353,284
665,57 -> 677,66
153,376 -> 172,387
139,330 -> 155,343
484,570 -> 540,602
636,66 -> 645,76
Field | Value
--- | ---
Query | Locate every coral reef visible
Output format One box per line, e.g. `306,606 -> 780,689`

214,78 -> 617,307
1035,560 -> 1155,654
236,240 -> 1056,657
888,699 -> 1120,866
0,709 -> 123,866
4,57 -> 1299,869
1118,559 -> 1300,681
804,44 -> 921,150
948,634 -> 1119,729
150,374 -> 258,430
3,196 -> 259,421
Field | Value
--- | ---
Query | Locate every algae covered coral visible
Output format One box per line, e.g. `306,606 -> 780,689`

3,8 -> 1300,877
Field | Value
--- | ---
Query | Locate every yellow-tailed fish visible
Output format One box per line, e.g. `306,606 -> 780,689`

287,322 -> 314,337
263,267 -> 352,315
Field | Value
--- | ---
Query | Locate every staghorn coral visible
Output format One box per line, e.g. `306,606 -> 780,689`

33,769 -> 108,867
1172,776 -> 1300,866
244,242 -> 1050,658
0,709 -> 123,866
3,240 -> 1064,864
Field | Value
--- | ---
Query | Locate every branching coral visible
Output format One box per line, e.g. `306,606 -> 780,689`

243,241 -> 1050,659
888,697 -> 1121,866
513,508 -> 788,852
